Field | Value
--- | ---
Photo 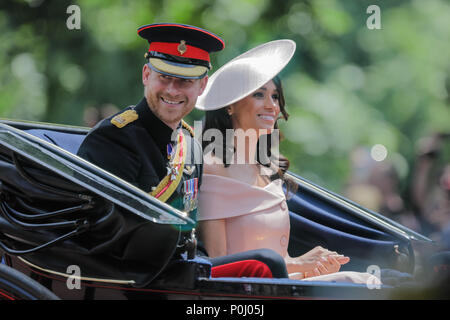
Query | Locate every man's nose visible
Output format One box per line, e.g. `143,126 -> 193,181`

165,80 -> 181,96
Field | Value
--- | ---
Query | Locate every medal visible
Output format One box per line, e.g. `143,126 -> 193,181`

167,143 -> 174,160
183,165 -> 195,176
166,166 -> 178,180
183,178 -> 198,212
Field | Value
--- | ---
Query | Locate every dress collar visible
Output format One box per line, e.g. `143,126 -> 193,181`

197,174 -> 286,221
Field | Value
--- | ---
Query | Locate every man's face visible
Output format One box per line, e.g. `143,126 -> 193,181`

143,65 -> 208,129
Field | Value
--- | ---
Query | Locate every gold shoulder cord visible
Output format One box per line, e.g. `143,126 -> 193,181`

181,119 -> 194,137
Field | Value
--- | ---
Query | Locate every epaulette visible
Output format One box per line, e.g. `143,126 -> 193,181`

111,109 -> 139,128
181,120 -> 194,137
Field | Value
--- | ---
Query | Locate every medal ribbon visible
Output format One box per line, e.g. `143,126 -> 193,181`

150,129 -> 187,202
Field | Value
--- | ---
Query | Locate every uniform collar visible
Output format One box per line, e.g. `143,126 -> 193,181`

134,98 -> 179,155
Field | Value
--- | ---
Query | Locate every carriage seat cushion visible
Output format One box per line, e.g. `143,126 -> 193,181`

24,129 -> 86,154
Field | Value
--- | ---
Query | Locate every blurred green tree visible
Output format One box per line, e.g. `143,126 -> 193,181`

0,0 -> 449,220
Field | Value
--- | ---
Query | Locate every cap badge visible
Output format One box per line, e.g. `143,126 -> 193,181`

178,40 -> 187,55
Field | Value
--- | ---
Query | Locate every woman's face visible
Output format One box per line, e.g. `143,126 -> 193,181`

228,80 -> 280,135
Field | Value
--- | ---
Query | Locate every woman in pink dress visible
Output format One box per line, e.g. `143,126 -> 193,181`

195,40 -> 381,285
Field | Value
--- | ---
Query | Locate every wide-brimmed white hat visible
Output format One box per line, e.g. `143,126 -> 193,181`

195,39 -> 296,111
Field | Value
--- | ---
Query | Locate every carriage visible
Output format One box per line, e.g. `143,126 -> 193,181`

0,119 -> 437,300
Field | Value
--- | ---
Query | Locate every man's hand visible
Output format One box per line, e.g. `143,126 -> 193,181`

286,246 -> 350,279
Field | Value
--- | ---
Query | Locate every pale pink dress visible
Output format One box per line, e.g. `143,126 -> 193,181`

198,174 -> 291,258
198,174 -> 382,285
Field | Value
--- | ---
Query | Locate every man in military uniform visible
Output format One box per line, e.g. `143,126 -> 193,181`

78,23 -> 222,222
77,23 -> 289,278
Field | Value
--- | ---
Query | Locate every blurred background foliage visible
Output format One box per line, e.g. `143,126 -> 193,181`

1,0 -> 449,235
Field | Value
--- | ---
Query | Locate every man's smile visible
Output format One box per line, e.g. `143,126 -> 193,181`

161,96 -> 184,106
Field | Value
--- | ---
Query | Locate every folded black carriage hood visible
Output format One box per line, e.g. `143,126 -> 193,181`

286,172 -> 432,244
0,121 -> 195,228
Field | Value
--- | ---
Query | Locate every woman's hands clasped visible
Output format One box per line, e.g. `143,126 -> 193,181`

285,246 -> 350,280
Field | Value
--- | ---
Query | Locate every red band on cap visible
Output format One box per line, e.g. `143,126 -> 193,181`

138,24 -> 225,50
149,42 -> 210,62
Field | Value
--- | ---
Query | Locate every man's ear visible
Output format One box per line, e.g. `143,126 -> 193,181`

142,64 -> 151,85
198,75 -> 209,95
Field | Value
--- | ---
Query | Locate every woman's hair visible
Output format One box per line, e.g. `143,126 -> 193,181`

202,75 -> 298,198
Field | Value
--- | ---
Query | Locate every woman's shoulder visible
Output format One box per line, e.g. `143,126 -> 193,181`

203,151 -> 228,176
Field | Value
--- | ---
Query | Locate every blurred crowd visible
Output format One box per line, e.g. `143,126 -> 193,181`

344,133 -> 450,253
82,104 -> 120,128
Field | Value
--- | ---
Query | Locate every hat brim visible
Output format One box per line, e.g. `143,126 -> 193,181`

195,39 -> 296,111
148,58 -> 208,79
